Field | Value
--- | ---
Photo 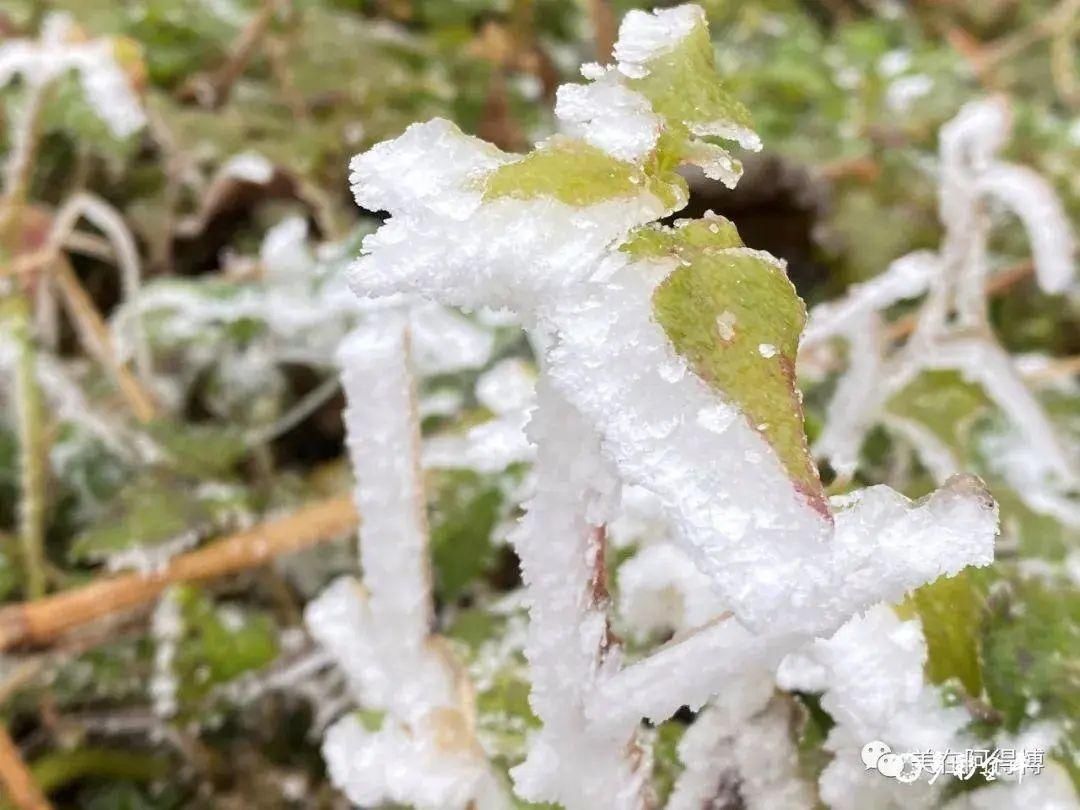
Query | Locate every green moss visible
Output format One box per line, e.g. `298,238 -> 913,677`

650,221 -> 825,511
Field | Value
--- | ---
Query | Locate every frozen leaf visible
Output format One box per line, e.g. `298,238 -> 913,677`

646,218 -> 826,514
897,571 -> 984,696
483,137 -> 680,209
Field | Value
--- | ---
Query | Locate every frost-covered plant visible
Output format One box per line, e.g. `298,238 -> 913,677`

304,314 -> 508,809
0,13 -> 145,140
110,216 -> 502,424
0,12 -> 145,232
786,94 -> 1079,810
804,96 -> 1077,508
339,6 -> 1000,808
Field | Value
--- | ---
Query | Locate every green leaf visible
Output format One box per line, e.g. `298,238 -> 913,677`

483,136 -> 683,208
627,16 -> 754,149
69,475 -> 215,565
428,469 -> 504,601
885,371 -> 992,460
981,577 -> 1080,734
172,585 -> 279,707
646,217 -> 826,515
896,570 -> 984,696
148,420 -> 248,478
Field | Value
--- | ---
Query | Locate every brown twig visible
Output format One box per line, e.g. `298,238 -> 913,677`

0,726 -> 51,810
179,0 -> 286,108
1025,354 -> 1080,382
0,496 -> 359,652
52,258 -> 158,423
979,0 -> 1080,68
586,0 -> 617,63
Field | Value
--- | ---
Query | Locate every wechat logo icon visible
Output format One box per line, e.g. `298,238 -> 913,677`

862,741 -> 892,773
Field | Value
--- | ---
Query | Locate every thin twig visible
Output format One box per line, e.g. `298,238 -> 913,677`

586,0 -> 616,63
52,257 -> 158,423
0,82 -> 50,246
244,375 -> 340,447
1024,354 -> 1080,382
180,0 -> 287,108
0,495 -> 359,652
10,297 -> 47,601
980,0 -> 1080,68
0,725 -> 51,810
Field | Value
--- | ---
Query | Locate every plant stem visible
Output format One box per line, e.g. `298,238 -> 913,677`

52,257 -> 158,423
29,748 -> 168,795
0,82 -> 50,251
0,725 -> 51,810
0,495 -> 358,651
10,296 -> 47,601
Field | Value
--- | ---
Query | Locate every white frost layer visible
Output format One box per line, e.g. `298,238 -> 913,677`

327,319 -> 454,717
802,250 -> 938,348
424,358 -> 536,473
556,74 -> 661,161
668,675 -> 813,810
813,314 -> 885,477
349,121 -> 673,313
476,358 -> 535,414
944,763 -> 1079,810
617,543 -> 726,639
546,261 -> 997,634
322,713 -> 495,810
113,219 -> 493,379
508,380 -> 645,810
149,587 -> 183,719
976,162 -> 1076,294
307,317 -> 505,810
778,606 -> 969,810
0,13 -> 145,137
613,4 -> 703,78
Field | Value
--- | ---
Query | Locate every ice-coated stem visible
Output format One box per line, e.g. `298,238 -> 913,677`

509,378 -> 647,810
306,315 -> 508,810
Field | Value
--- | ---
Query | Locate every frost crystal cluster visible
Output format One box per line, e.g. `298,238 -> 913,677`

335,5 -> 1002,808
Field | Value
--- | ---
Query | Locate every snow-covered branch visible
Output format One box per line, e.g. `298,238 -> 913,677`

304,316 -> 507,810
